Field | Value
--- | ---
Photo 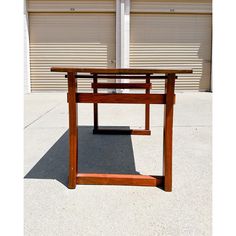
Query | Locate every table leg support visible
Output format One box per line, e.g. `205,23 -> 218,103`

94,104 -> 98,130
67,72 -> 78,189
93,75 -> 98,132
163,73 -> 175,192
145,75 -> 151,132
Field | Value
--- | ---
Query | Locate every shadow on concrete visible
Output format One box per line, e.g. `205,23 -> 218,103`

25,126 -> 140,187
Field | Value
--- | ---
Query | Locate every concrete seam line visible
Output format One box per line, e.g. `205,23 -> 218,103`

24,102 -> 62,129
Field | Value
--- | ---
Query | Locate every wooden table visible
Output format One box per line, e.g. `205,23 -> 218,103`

51,67 -> 192,191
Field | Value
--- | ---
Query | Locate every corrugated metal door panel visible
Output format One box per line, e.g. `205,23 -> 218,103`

29,13 -> 115,92
131,0 -> 212,13
28,0 -> 115,12
24,16 -> 30,93
130,14 -> 212,91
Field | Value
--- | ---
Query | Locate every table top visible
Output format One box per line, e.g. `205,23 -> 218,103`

51,67 -> 192,74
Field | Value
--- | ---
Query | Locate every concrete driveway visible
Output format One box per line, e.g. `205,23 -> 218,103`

24,92 -> 212,236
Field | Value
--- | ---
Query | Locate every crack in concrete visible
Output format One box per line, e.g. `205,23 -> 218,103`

24,103 -> 62,129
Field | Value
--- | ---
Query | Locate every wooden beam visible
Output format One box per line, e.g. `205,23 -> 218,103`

51,67 -> 193,74
67,72 -> 78,189
77,173 -> 164,187
76,93 -> 167,104
91,83 -> 152,89
163,73 -> 176,192
93,75 -> 98,131
74,75 -> 170,79
66,74 -> 176,79
145,75 -> 151,130
65,74 -> 178,80
93,128 -> 151,135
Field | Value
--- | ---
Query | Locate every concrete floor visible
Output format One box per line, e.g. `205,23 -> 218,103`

24,92 -> 212,236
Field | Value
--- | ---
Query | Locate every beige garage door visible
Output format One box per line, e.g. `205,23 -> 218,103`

130,14 -> 212,91
29,13 -> 115,92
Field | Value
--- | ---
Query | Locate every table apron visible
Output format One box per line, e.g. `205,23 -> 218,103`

67,93 -> 176,104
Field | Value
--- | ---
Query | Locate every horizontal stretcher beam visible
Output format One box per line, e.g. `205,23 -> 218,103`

76,173 -> 164,187
93,128 -> 151,135
74,93 -> 169,104
65,74 -> 177,79
91,83 -> 152,89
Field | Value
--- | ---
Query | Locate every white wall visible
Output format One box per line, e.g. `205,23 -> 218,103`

24,0 -> 30,93
116,0 -> 130,92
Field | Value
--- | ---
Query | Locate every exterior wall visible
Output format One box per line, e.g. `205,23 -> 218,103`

26,0 -> 212,92
116,0 -> 130,92
130,14 -> 212,91
24,0 -> 30,93
29,12 -> 115,92
27,0 -> 115,12
131,0 -> 212,13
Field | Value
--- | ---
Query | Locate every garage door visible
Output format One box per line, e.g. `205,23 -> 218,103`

29,13 -> 115,92
130,14 -> 212,91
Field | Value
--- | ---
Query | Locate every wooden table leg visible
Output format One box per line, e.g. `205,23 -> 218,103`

93,74 -> 98,132
145,75 -> 151,131
163,73 -> 175,192
67,72 -> 78,189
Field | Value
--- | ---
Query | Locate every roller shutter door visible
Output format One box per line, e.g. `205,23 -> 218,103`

130,14 -> 212,91
29,13 -> 115,92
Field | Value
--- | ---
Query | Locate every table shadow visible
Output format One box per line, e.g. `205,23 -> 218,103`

25,126 -> 140,187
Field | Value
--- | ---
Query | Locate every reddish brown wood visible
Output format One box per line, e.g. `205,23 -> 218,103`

91,83 -> 152,89
67,72 -> 78,189
145,75 -> 151,131
77,173 -> 163,186
76,93 -> 166,104
74,74 -> 172,79
51,67 -> 192,191
51,67 -> 192,74
93,128 -> 151,135
163,73 -> 176,192
93,75 -> 98,131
